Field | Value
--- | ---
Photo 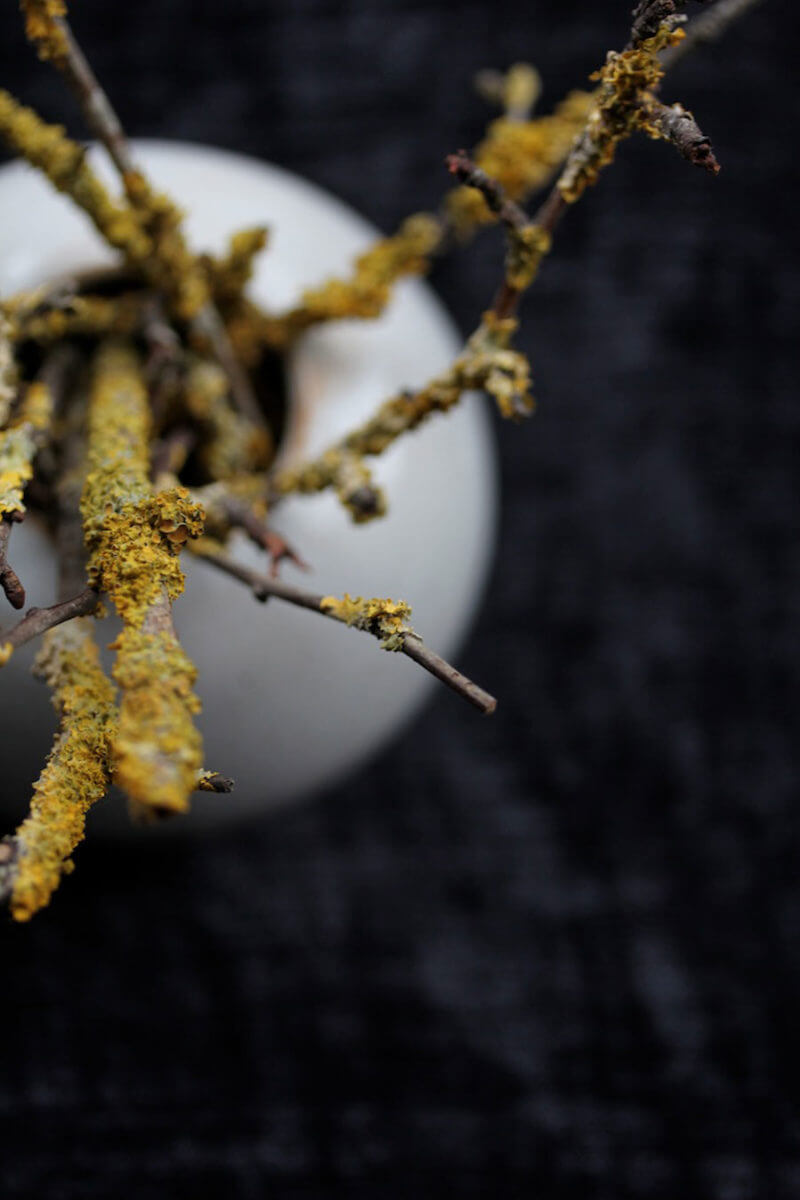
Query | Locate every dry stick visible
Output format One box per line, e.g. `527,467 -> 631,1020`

43,10 -> 262,426
195,548 -> 497,715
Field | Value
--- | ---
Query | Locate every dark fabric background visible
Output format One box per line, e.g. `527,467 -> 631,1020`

0,2 -> 796,1196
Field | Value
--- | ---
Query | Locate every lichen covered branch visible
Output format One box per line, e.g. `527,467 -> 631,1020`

82,340 -> 205,816
6,616 -> 116,920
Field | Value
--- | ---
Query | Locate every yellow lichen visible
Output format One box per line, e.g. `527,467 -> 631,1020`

0,91 -> 210,323
273,309 -> 531,515
259,214 -> 442,349
320,593 -> 413,650
505,222 -> 553,292
0,89 -> 153,260
0,641 -> 13,667
122,169 -> 211,321
557,26 -> 683,204
0,312 -> 16,428
81,340 -> 205,815
446,90 -> 595,234
5,293 -> 146,345
183,358 -> 272,479
111,624 -> 202,816
10,617 -> 116,921
20,1 -> 69,63
0,379 -> 54,515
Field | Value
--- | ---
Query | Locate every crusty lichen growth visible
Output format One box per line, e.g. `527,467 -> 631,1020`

206,227 -> 269,308
4,292 -> 146,346
258,214 -> 442,349
183,358 -> 272,479
0,380 -> 53,516
0,90 -> 211,323
273,310 -> 531,518
446,89 -> 595,234
0,313 -> 17,429
10,617 -> 116,921
112,621 -> 203,817
320,593 -> 413,651
82,340 -> 205,814
20,0 -> 69,63
557,26 -> 683,204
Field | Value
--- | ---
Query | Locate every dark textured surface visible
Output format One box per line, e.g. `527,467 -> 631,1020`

0,2 -> 796,1196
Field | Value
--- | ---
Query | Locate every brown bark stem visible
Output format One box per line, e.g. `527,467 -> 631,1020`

195,548 -> 497,715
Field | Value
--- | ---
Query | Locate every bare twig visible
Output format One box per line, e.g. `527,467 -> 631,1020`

220,495 -> 308,576
0,587 -> 99,659
645,98 -> 720,172
193,547 -> 497,715
660,0 -> 765,68
0,515 -> 25,610
446,151 -> 530,231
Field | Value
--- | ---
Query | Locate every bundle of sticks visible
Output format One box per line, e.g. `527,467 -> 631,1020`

0,0 -> 757,919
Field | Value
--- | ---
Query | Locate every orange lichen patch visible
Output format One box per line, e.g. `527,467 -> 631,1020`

260,214 -> 442,349
446,90 -> 595,234
0,641 -> 13,667
112,624 -> 202,815
10,617 -> 116,921
82,340 -> 204,816
206,226 -> 269,308
183,358 -> 272,478
320,593 -> 413,650
558,26 -> 683,204
20,0 -> 69,63
0,380 -> 54,515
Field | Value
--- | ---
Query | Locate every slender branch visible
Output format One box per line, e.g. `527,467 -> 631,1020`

193,547 -> 497,715
26,6 -> 262,426
645,98 -> 720,172
660,0 -> 765,68
446,151 -> 530,231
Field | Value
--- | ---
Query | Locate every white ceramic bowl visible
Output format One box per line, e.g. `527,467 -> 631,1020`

0,141 -> 498,830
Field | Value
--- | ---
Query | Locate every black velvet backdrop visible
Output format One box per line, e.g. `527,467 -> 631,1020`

0,2 -> 796,1196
